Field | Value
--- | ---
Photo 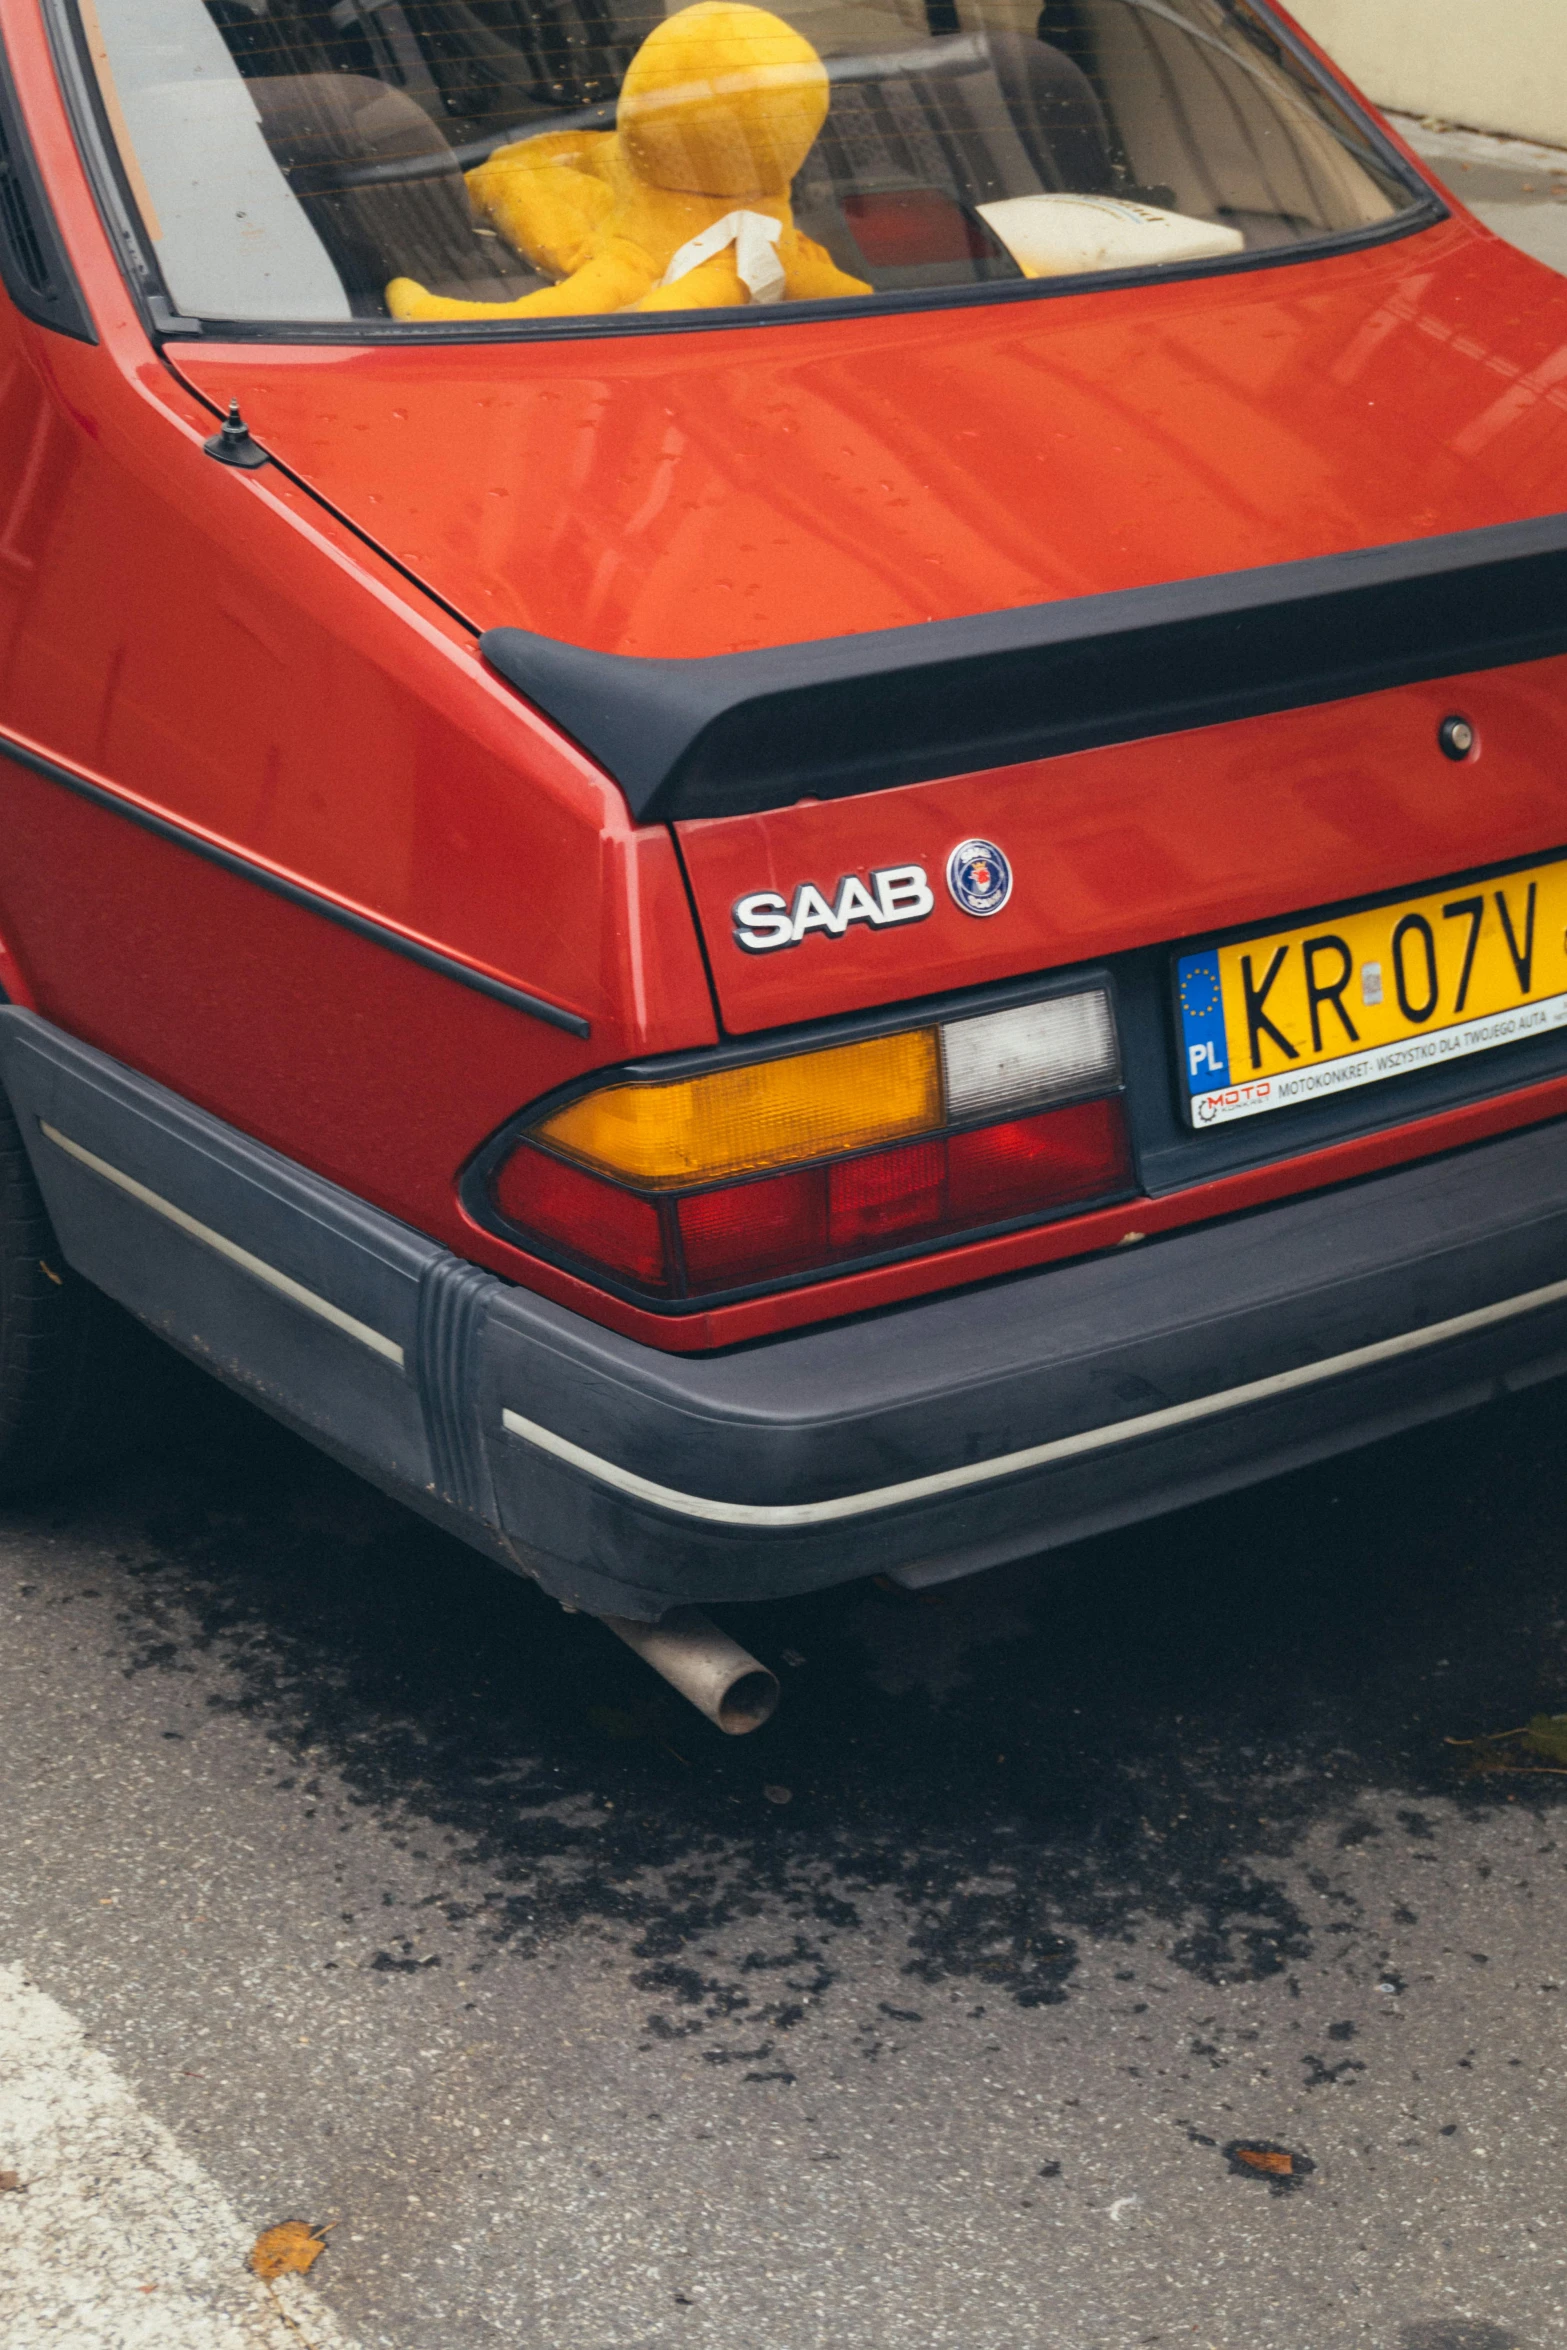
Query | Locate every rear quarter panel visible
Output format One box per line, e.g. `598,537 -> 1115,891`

0,7 -> 716,1274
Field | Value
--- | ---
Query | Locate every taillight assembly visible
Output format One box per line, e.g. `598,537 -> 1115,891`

480,988 -> 1133,1302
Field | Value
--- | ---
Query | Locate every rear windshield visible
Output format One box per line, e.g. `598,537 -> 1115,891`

65,0 -> 1427,329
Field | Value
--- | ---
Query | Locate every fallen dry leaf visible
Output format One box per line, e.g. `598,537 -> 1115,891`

249,2221 -> 328,2279
1523,1713 -> 1567,1764
0,2170 -> 23,2193
1221,2140 -> 1315,2192
1448,1713 -> 1567,1776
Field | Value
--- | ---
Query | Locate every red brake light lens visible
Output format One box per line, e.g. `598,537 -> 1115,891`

946,1097 -> 1130,1223
493,1145 -> 668,1292
678,1100 -> 1130,1294
677,1167 -> 826,1290
828,1139 -> 947,1253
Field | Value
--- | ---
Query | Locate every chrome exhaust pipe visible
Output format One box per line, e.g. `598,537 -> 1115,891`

599,1606 -> 780,1734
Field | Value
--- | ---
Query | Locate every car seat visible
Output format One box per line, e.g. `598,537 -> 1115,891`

797,28 -> 1116,288
246,72 -> 549,310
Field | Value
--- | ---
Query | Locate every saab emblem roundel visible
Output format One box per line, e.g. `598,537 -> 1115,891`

946,838 -> 1013,918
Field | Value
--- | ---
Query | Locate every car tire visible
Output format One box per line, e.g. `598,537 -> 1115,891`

0,1081 -> 164,1497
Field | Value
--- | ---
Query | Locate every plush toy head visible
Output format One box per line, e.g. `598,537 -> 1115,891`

618,3 -> 830,198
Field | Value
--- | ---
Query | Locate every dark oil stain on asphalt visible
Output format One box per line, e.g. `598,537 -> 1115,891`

1399,2326 -> 1525,2350
13,1359 -> 1567,2056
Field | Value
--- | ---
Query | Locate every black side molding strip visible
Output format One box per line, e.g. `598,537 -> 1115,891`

0,20 -> 95,342
482,512 -> 1567,823
0,727 -> 591,1037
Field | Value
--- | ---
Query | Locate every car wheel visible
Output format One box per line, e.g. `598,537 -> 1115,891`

0,1082 -> 163,1497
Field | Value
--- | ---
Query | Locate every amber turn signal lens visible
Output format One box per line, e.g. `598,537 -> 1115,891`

535,1026 -> 942,1187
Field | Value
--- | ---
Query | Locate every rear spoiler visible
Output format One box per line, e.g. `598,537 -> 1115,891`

481,511 -> 1567,824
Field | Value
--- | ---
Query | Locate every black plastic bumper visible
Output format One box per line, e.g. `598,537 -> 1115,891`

5,1006 -> 1567,1619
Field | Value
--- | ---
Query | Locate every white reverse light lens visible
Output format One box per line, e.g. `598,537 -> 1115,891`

940,989 -> 1120,1121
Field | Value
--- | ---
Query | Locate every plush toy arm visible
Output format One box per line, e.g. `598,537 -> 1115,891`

470,128 -> 613,184
636,231 -> 870,311
467,134 -> 615,279
632,248 -> 750,310
387,241 -> 659,321
781,230 -> 872,300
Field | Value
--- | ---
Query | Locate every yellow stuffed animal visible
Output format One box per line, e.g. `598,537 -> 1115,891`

385,1 -> 871,318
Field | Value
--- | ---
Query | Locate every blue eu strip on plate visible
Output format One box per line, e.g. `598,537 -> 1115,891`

1177,949 -> 1231,1097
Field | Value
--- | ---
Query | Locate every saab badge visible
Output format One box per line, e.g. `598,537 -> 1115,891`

946,838 -> 1012,918
731,865 -> 934,953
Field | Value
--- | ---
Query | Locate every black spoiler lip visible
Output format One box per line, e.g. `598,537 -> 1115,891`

481,511 -> 1567,823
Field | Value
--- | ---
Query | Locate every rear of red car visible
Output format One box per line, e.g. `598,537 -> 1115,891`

1,0 -> 1566,1626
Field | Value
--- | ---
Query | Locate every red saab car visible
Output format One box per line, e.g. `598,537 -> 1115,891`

2,0 -> 1566,1724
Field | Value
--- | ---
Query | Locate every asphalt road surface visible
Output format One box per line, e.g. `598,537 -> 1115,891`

4,1337 -> 1567,2350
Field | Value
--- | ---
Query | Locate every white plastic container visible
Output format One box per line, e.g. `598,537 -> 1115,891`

976,194 -> 1246,278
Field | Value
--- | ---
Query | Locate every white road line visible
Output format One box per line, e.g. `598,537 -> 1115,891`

501,1267 -> 1567,1527
39,1125 -> 405,1369
0,1963 -> 361,2350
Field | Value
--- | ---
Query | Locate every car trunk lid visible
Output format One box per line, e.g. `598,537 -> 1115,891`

171,216 -> 1567,1030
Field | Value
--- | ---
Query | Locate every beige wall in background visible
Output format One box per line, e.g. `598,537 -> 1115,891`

1287,0 -> 1567,149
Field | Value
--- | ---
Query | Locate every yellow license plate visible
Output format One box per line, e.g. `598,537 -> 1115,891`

1177,855 -> 1567,1127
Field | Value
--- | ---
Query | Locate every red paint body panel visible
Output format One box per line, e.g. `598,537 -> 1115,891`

4,0 -> 1567,1365
173,223 -> 1567,664
0,4 -> 716,1278
677,658 -> 1567,1029
0,317 -> 710,1037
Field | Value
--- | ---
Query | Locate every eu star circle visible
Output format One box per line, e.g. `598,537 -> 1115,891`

1180,963 -> 1222,1020
946,838 -> 1013,918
